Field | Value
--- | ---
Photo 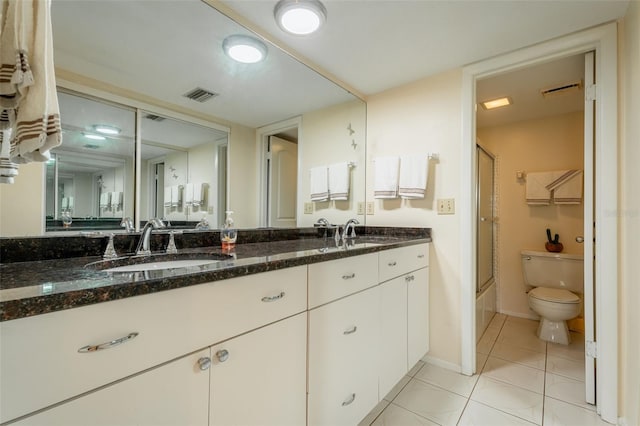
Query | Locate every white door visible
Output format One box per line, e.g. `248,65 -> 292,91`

583,50 -> 596,405
268,135 -> 297,228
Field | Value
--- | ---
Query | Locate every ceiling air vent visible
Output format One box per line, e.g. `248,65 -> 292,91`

182,87 -> 218,103
541,80 -> 583,98
144,114 -> 166,122
83,144 -> 100,149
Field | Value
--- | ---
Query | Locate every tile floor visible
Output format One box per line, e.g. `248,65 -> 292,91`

360,314 -> 607,426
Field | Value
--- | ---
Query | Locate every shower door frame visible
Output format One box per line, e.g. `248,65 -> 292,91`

475,145 -> 495,295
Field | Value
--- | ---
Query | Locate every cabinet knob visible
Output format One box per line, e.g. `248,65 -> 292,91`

198,357 -> 212,371
405,275 -> 415,282
343,326 -> 358,335
261,291 -> 285,302
388,261 -> 397,267
342,393 -> 356,406
417,254 -> 425,258
216,349 -> 229,362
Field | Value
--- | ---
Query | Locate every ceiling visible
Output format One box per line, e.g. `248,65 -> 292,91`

222,0 -> 629,96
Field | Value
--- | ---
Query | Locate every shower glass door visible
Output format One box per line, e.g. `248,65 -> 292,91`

477,146 -> 495,293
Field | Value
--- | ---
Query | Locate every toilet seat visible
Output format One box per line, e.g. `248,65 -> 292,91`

529,287 -> 580,304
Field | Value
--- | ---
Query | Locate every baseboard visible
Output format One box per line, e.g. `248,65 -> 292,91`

499,309 -> 539,321
421,354 -> 462,373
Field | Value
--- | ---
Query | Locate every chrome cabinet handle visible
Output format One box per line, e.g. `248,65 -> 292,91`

261,292 -> 285,302
78,332 -> 139,353
525,256 -> 532,261
388,261 -> 397,266
198,357 -> 212,371
342,273 -> 356,280
417,254 -> 425,258
343,326 -> 357,335
216,349 -> 229,362
342,393 -> 356,406
405,275 -> 415,282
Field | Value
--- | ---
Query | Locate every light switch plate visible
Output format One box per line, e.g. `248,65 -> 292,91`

366,202 -> 375,215
437,198 -> 455,215
357,202 -> 365,215
304,202 -> 313,214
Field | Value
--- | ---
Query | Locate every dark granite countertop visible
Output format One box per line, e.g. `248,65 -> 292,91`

0,227 -> 431,322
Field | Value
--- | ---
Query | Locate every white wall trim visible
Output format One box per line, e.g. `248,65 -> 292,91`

421,355 -> 462,373
461,22 -> 618,423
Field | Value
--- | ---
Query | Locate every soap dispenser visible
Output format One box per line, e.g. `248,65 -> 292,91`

221,210 -> 237,250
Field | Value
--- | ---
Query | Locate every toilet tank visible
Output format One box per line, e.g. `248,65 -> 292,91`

521,250 -> 584,292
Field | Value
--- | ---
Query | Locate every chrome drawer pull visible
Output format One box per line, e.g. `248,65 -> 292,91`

405,275 -> 415,282
388,261 -> 397,266
78,332 -> 139,353
217,349 -> 229,362
261,292 -> 285,302
198,357 -> 212,371
342,273 -> 356,280
417,254 -> 425,258
342,393 -> 356,406
343,326 -> 357,335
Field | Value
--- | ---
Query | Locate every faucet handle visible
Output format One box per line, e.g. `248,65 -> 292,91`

103,234 -> 119,259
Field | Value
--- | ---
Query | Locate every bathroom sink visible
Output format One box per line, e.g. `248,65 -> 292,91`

104,259 -> 222,272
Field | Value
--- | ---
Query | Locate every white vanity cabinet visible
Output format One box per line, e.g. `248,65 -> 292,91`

377,243 -> 430,400
209,313 -> 307,426
13,349 -> 211,426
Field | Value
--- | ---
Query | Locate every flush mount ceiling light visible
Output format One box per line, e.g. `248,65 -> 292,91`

223,35 -> 268,64
93,124 -> 121,135
274,0 -> 327,35
480,97 -> 512,110
83,133 -> 106,141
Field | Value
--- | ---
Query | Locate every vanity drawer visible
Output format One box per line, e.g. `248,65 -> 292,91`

379,243 -> 429,282
308,253 -> 378,308
0,265 -> 307,423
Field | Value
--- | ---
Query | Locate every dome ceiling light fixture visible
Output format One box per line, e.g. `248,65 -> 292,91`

83,133 -> 106,141
93,124 -> 121,135
274,0 -> 327,35
223,35 -> 268,64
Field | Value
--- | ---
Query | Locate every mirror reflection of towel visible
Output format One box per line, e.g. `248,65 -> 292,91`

99,192 -> 111,208
163,187 -> 171,207
329,163 -> 350,201
310,166 -> 329,202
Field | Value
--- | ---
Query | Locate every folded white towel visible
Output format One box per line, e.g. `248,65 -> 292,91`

192,182 -> 206,207
163,186 -> 171,207
67,195 -> 74,210
2,0 -> 62,163
374,157 -> 400,199
525,172 -> 555,205
99,192 -> 111,209
110,191 -> 122,209
0,129 -> 19,184
170,185 -> 182,207
61,197 -> 68,209
551,170 -> 583,204
184,183 -> 194,205
310,166 -> 329,202
399,156 -> 428,199
328,163 -> 350,201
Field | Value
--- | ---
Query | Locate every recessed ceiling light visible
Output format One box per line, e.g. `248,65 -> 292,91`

93,125 -> 121,135
223,35 -> 268,64
480,97 -> 512,110
83,133 -> 106,141
274,0 -> 326,35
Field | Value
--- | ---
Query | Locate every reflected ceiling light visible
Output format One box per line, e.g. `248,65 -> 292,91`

93,124 -> 121,135
83,133 -> 106,141
274,0 -> 326,35
480,97 -> 512,110
223,35 -> 268,64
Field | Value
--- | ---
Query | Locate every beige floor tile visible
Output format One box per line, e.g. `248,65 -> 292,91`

546,354 -> 585,382
476,352 -> 488,373
408,360 -> 425,377
383,375 -> 411,402
547,333 -> 585,362
477,330 -> 498,354
470,376 -> 543,425
371,403 -> 439,426
359,399 -> 390,426
543,397 -> 607,426
393,378 -> 467,426
481,357 -> 545,394
414,363 -> 479,397
544,372 -> 595,411
458,400 -> 537,426
496,330 -> 547,354
490,341 -> 546,370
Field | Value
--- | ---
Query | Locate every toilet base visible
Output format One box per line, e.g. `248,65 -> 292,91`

537,318 -> 571,345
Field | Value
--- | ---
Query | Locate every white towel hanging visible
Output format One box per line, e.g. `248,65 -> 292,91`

310,166 -> 329,202
329,162 -> 350,201
373,157 -> 400,199
399,156 -> 428,199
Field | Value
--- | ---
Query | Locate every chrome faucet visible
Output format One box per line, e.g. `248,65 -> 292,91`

135,218 -> 166,255
343,218 -> 360,240
120,217 -> 134,233
315,218 -> 330,227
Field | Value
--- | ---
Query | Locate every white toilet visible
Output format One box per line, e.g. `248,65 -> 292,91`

521,250 -> 583,345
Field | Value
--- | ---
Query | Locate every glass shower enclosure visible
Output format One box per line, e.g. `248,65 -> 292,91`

477,145 -> 495,293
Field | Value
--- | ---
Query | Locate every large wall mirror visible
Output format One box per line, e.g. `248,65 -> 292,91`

0,0 -> 366,237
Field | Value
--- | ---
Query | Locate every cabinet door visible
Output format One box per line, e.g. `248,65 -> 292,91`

209,313 -> 307,426
408,267 -> 429,367
378,276 -> 408,400
14,350 -> 210,426
308,288 -> 379,426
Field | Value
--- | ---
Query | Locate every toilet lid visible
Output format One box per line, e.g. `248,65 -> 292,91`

529,287 -> 580,304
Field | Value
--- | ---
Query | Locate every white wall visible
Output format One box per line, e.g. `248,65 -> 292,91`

367,69 -> 463,366
619,2 -> 640,424
0,162 -> 44,237
479,111 -> 584,318
228,124 -> 257,228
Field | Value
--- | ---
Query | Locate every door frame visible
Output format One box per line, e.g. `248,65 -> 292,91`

256,116 -> 302,227
460,23 -> 618,423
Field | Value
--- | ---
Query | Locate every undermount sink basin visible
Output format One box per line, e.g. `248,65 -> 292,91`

104,259 -> 221,273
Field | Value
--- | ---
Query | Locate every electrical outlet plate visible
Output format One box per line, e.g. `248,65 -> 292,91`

437,198 -> 455,215
207,206 -> 214,214
304,202 -> 313,214
357,202 -> 365,215
366,202 -> 374,215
